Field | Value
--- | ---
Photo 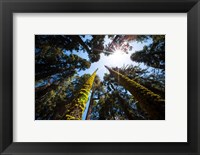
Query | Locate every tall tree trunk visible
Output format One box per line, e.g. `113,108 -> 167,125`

63,69 -> 98,120
105,66 -> 165,120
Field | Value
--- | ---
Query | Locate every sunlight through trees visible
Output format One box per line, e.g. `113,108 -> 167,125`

35,35 -> 165,120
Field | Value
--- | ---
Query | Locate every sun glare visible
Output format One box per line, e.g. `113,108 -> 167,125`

107,49 -> 127,66
112,49 -> 123,59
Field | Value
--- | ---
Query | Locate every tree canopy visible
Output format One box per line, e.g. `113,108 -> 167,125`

35,35 -> 165,120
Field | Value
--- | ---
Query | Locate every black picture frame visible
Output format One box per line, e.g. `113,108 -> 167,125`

0,0 -> 200,154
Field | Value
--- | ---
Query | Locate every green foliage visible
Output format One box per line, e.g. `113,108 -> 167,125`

131,35 -> 165,70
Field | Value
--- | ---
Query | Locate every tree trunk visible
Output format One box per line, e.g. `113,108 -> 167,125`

63,69 -> 98,120
105,66 -> 165,120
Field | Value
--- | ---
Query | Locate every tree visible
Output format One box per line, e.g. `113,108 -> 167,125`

102,73 -> 142,120
35,76 -> 73,120
35,52 -> 91,82
35,35 -> 94,120
105,35 -> 137,54
105,65 -> 165,120
35,35 -> 88,53
113,65 -> 165,98
63,69 -> 98,120
86,35 -> 105,62
98,94 -> 116,120
35,35 -> 106,120
130,35 -> 165,70
35,74 -> 94,120
86,75 -> 103,120
36,35 -> 108,63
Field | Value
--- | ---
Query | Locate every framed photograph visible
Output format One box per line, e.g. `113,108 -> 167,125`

0,0 -> 200,154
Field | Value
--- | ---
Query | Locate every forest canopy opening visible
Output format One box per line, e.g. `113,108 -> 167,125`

35,35 -> 165,120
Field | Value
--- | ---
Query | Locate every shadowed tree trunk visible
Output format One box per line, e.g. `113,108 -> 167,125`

105,65 -> 165,120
